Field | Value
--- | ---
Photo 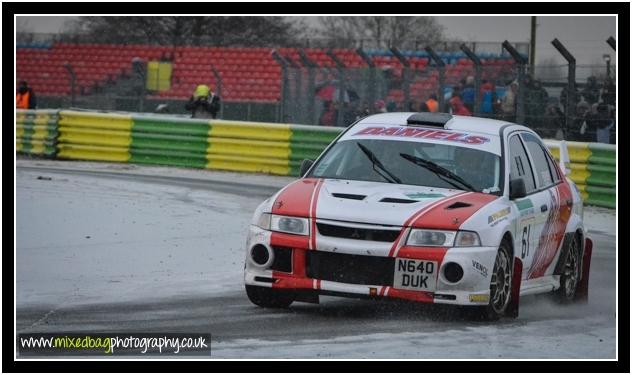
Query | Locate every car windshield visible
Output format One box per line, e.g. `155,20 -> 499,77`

309,139 -> 502,194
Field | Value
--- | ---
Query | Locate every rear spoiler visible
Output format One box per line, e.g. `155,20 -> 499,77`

558,140 -> 571,176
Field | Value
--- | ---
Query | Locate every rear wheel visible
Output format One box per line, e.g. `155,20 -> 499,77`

245,285 -> 295,308
556,235 -> 580,302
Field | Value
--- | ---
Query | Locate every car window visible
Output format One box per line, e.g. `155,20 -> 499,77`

520,133 -> 555,188
310,139 -> 501,193
544,149 -> 561,184
508,134 -> 536,193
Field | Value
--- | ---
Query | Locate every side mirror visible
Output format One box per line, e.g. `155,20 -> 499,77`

509,178 -> 527,200
299,159 -> 314,177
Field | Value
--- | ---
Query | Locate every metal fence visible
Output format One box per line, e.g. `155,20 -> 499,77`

16,36 -> 616,143
276,60 -> 616,144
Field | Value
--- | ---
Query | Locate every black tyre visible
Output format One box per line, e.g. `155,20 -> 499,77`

556,234 -> 580,302
245,285 -> 295,308
485,242 -> 514,320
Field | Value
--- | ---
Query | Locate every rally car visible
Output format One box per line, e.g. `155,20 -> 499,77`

244,112 -> 593,319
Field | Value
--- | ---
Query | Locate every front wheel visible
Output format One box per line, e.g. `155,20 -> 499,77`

245,285 -> 295,308
485,243 -> 514,320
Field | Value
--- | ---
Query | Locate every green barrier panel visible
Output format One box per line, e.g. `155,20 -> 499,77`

130,116 -> 211,168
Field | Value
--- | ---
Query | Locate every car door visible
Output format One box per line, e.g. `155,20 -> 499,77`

519,132 -> 572,279
507,133 -> 542,275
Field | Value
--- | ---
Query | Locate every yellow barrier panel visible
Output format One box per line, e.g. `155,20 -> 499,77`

207,138 -> 291,160
206,154 -> 290,175
57,143 -> 130,162
59,111 -> 133,131
58,127 -> 132,148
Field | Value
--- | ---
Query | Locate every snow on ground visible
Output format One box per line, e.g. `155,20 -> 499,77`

16,164 -> 267,307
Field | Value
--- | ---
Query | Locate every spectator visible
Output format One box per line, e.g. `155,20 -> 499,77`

185,84 -> 221,119
319,101 -> 337,126
449,92 -> 472,116
356,101 -> 370,120
16,80 -> 37,109
479,79 -> 495,116
593,103 -> 614,143
461,76 -> 475,113
601,77 -> 615,107
386,100 -> 398,112
373,99 -> 387,113
418,102 -> 430,112
581,76 -> 600,105
571,100 -> 591,141
525,78 -> 548,126
501,81 -> 518,122
559,85 -> 578,116
542,103 -> 566,140
425,94 -> 439,113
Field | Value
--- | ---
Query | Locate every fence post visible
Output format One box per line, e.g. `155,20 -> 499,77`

502,40 -> 528,124
284,54 -> 302,124
271,50 -> 289,123
460,43 -> 482,116
425,47 -> 445,112
327,49 -> 347,127
390,47 -> 411,111
64,63 -> 76,107
551,38 -> 576,136
356,48 -> 376,112
211,65 -> 223,119
606,36 -> 616,51
299,49 -> 318,125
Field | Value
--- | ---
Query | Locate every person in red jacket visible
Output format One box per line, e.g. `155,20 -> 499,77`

449,92 -> 472,116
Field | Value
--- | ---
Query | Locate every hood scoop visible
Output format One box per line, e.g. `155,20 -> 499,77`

332,193 -> 366,200
380,197 -> 418,204
445,201 -> 472,210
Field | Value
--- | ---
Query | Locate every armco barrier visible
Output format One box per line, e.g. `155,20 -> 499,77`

15,109 -> 59,156
546,140 -> 616,209
16,110 -> 615,209
54,111 -> 341,176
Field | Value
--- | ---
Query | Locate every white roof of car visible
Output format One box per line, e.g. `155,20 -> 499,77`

354,112 -> 514,136
341,112 -> 516,156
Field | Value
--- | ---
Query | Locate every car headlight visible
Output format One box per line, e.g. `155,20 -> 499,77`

406,229 -> 481,247
257,213 -> 309,236
454,231 -> 481,247
407,229 -> 456,247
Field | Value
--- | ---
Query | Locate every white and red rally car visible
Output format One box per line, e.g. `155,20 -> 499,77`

244,112 -> 593,319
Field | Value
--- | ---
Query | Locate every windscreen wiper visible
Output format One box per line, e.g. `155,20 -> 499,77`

356,143 -> 401,184
400,153 -> 477,192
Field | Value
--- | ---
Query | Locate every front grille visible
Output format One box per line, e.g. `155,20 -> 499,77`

271,246 -> 292,273
317,223 -> 400,242
306,251 -> 394,286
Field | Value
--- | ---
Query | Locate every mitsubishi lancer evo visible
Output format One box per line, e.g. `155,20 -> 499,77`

243,112 -> 593,319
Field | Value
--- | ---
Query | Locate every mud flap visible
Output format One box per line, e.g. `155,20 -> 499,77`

576,237 -> 593,301
506,257 -> 522,318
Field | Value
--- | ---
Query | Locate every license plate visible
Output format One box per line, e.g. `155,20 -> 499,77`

393,258 -> 437,292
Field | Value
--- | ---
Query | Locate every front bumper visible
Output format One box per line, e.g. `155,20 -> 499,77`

244,225 -> 498,306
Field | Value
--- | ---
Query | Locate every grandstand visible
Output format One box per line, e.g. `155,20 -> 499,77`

16,42 -> 517,110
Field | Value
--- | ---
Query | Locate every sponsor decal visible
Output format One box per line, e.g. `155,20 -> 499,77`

488,207 -> 510,224
405,192 -> 446,201
469,294 -> 490,303
516,198 -> 535,218
352,126 -> 491,145
471,259 -> 488,277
